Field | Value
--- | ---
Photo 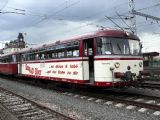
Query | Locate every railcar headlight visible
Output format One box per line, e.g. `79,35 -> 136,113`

125,32 -> 130,36
115,62 -> 120,68
139,62 -> 143,67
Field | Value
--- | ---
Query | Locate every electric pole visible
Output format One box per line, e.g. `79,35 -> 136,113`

128,0 -> 160,34
128,0 -> 136,34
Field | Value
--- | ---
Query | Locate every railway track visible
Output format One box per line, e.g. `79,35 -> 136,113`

102,89 -> 160,111
1,75 -> 160,116
141,82 -> 160,89
0,87 -> 74,120
140,78 -> 160,89
61,87 -> 160,115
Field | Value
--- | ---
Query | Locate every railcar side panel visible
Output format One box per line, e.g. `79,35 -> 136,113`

18,59 -> 89,84
0,63 -> 18,75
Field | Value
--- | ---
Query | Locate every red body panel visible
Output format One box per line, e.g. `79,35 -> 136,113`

94,81 -> 136,87
0,63 -> 18,75
95,58 -> 143,60
20,74 -> 89,84
19,73 -> 135,87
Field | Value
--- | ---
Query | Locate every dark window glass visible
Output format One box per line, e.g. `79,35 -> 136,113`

96,37 -> 141,55
111,38 -> 130,55
96,37 -> 112,55
21,41 -> 79,61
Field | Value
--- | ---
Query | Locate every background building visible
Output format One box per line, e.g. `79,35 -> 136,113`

0,33 -> 26,55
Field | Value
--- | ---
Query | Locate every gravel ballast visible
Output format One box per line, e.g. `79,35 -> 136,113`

0,103 -> 18,120
0,77 -> 159,120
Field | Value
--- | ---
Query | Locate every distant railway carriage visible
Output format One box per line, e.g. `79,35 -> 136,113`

0,29 -> 144,87
143,52 -> 160,67
143,52 -> 160,76
0,52 -> 18,75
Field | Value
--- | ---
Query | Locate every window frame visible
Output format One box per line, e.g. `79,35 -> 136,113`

21,41 -> 80,61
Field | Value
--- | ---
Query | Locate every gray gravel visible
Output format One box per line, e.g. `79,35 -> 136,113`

0,77 -> 159,120
0,103 -> 18,120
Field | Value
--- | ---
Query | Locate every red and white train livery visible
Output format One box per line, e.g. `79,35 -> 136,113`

0,29 -> 143,87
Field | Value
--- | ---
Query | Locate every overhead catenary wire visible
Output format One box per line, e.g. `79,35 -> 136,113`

116,12 -> 134,32
33,0 -> 80,26
0,0 -> 26,15
105,16 -> 124,31
0,11 -> 25,15
1,1 -> 160,49
58,2 -> 128,33
39,1 -> 160,37
59,2 -> 160,35
136,3 -> 160,11
0,0 -> 8,11
26,0 -> 71,19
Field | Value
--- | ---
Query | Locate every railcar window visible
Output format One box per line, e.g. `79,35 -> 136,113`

96,37 -> 142,55
0,57 -> 7,63
73,50 -> 79,56
41,54 -> 45,59
66,41 -> 79,57
96,37 -> 131,55
12,55 -> 16,62
111,38 -> 130,55
51,52 -> 56,58
8,56 -> 12,62
22,54 -> 26,61
58,52 -> 64,58
0,56 -> 13,62
96,37 -> 112,55
88,48 -> 93,56
67,51 -> 72,57
21,41 -> 79,61
129,39 -> 141,55
35,54 -> 39,60
30,54 -> 35,60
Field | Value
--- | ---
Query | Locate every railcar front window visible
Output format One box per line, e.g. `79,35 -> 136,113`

129,40 -> 141,55
97,37 -> 112,55
111,38 -> 130,55
96,37 -> 130,55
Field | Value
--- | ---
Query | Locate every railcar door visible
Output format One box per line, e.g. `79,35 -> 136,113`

83,39 -> 94,84
18,53 -> 22,75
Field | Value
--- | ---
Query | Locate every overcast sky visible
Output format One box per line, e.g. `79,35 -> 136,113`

0,0 -> 160,52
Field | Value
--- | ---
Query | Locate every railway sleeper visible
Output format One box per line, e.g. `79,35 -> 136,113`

17,111 -> 45,118
0,94 -> 6,99
5,101 -> 25,106
15,108 -> 38,115
9,103 -> 32,109
8,97 -> 24,101
0,95 -> 20,100
0,98 -> 7,101
12,106 -> 35,112
28,114 -> 53,120
2,99 -> 24,103
0,94 -> 18,99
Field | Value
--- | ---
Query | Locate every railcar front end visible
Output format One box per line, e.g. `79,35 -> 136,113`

93,36 -> 143,87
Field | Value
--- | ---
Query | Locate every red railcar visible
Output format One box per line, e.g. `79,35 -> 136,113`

0,29 -> 144,87
0,52 -> 18,75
